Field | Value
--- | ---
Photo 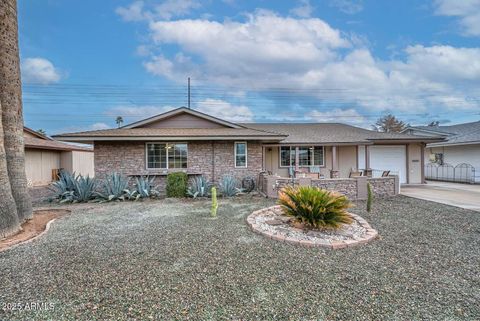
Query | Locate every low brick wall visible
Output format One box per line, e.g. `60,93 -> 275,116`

260,175 -> 398,200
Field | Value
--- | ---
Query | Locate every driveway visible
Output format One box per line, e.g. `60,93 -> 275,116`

402,180 -> 480,212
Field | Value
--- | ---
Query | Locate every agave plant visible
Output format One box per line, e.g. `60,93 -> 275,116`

51,171 -> 97,203
219,175 -> 243,197
96,172 -> 131,201
278,186 -> 353,229
51,170 -> 77,199
71,175 -> 97,202
135,176 -> 159,198
187,176 -> 212,198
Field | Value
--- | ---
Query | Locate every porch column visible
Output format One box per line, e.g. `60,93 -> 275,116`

262,145 -> 266,171
295,146 -> 300,172
331,145 -> 339,178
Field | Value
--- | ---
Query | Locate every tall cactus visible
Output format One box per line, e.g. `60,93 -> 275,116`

366,182 -> 373,212
211,187 -> 218,218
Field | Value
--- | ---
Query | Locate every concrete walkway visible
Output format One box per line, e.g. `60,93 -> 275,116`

401,181 -> 480,212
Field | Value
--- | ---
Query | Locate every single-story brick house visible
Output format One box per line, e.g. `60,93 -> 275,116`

53,107 -> 441,191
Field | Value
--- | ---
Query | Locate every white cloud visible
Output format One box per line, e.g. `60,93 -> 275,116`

434,0 -> 480,36
116,0 -> 201,22
329,0 -> 364,14
196,99 -> 254,122
118,10 -> 479,119
116,1 -> 146,21
21,57 -> 61,85
106,105 -> 172,119
290,0 -> 314,18
307,108 -> 367,125
90,123 -> 111,130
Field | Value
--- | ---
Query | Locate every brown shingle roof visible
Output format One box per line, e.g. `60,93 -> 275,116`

53,127 -> 287,141
24,136 -> 93,152
242,123 -> 442,144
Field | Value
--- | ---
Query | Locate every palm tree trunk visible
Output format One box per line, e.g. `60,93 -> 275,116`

0,99 -> 20,238
0,0 -> 33,221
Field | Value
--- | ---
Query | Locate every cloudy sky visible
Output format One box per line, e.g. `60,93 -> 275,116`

19,0 -> 480,134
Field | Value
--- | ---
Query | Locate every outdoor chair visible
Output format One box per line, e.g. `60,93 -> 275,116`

381,170 -> 391,177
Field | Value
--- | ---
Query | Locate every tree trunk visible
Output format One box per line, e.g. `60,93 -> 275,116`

0,99 -> 20,238
0,0 -> 33,221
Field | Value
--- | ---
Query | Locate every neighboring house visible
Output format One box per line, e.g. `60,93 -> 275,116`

53,107 -> 441,190
403,121 -> 480,183
24,127 -> 94,186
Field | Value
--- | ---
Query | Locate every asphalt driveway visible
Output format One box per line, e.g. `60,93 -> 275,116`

402,181 -> 480,212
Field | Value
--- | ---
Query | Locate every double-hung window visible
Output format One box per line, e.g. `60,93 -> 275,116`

235,142 -> 247,168
146,143 -> 187,169
280,146 -> 324,167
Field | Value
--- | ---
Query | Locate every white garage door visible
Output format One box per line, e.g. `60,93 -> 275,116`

369,146 -> 407,183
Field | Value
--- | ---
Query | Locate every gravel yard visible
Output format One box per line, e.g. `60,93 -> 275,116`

0,196 -> 479,320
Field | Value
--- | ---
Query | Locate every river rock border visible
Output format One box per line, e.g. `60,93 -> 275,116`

246,205 -> 378,249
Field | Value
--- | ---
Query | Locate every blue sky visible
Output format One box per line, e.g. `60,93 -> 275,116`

19,0 -> 480,134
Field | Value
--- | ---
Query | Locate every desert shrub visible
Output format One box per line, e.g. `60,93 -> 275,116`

187,176 -> 212,198
51,171 -> 96,203
219,175 -> 242,197
96,172 -> 131,201
135,176 -> 159,198
366,182 -> 374,212
241,176 -> 256,193
166,172 -> 188,197
278,186 -> 353,229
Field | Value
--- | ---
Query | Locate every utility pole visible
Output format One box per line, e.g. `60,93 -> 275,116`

187,77 -> 191,109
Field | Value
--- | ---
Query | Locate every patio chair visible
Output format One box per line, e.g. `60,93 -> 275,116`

349,169 -> 363,178
381,170 -> 391,177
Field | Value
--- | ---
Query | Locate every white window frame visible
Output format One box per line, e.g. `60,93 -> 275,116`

145,142 -> 188,170
234,142 -> 248,168
279,146 -> 325,168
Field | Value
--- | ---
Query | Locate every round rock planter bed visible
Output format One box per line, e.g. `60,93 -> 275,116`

246,205 -> 378,249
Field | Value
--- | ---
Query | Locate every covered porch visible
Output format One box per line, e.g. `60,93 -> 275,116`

261,143 -> 373,180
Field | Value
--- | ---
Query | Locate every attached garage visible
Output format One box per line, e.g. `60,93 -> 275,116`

369,145 -> 407,183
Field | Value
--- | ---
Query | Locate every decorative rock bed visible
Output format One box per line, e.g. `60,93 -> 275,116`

246,205 -> 378,249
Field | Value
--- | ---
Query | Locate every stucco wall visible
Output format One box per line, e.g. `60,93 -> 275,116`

25,149 -> 61,186
94,141 -> 263,186
426,144 -> 480,183
264,146 -> 336,178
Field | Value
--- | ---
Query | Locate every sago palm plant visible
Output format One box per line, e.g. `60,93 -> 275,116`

278,186 -> 353,229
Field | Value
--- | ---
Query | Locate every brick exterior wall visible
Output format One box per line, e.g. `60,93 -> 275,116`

94,141 -> 263,189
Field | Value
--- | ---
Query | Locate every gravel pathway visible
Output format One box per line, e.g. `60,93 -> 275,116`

0,196 -> 478,320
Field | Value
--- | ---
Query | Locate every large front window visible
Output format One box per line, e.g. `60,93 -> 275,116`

280,146 -> 324,167
146,143 -> 187,169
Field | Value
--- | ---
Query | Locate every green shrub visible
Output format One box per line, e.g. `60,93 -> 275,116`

166,172 -> 188,197
219,175 -> 242,197
187,176 -> 212,198
366,182 -> 374,212
278,186 -> 353,229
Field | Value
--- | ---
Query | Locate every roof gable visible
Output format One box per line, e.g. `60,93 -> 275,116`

23,127 -> 52,140
123,107 -> 243,129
